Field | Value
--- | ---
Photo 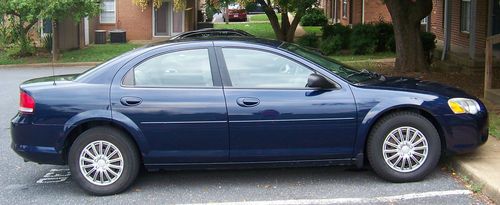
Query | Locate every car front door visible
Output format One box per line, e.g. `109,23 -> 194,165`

215,46 -> 357,162
110,44 -> 228,164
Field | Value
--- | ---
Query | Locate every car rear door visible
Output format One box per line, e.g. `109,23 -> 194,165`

110,42 -> 229,164
214,44 -> 357,162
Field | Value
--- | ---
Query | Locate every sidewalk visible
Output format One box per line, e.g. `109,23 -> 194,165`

451,137 -> 500,204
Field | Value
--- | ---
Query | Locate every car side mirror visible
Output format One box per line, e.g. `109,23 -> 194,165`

306,73 -> 336,89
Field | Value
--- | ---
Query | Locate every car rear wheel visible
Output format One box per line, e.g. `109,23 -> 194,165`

68,127 -> 140,195
367,111 -> 441,182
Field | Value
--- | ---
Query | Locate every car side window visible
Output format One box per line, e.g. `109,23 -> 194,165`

222,48 -> 314,88
132,49 -> 213,87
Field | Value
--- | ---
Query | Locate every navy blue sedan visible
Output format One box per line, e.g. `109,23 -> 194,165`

11,38 -> 488,195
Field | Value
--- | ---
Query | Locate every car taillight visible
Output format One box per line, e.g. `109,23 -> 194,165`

19,91 -> 35,114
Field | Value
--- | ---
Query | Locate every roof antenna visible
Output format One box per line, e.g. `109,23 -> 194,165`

51,54 -> 56,86
51,21 -> 56,86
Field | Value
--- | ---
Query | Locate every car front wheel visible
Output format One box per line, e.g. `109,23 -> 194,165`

68,127 -> 140,195
367,111 -> 441,182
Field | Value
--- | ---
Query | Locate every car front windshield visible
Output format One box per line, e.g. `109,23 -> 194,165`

281,43 -> 382,84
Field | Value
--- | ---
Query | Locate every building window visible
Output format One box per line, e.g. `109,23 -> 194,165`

100,0 -> 116,24
342,0 -> 348,18
460,0 -> 471,33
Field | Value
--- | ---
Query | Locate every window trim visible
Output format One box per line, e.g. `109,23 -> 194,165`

100,0 -> 116,24
460,0 -> 471,33
215,47 -> 340,90
121,48 -> 221,89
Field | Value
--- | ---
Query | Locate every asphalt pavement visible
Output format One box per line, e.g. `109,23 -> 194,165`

0,66 -> 490,204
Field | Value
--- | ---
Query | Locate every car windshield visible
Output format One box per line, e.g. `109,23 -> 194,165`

281,43 -> 384,84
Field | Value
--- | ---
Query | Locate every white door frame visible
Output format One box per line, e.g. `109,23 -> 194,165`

152,0 -> 185,37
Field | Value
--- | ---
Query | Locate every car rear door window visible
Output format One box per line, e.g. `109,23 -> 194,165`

222,48 -> 313,88
133,49 -> 213,87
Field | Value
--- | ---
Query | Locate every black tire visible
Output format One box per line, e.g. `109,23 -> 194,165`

68,126 -> 140,195
367,111 -> 441,182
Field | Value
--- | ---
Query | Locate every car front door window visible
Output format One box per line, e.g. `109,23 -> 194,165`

222,48 -> 314,88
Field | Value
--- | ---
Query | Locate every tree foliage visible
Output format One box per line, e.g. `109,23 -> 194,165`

0,0 -> 45,56
133,0 -> 186,12
0,0 -> 99,57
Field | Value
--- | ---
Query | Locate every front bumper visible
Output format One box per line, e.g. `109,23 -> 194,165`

440,110 -> 489,154
10,114 -> 66,165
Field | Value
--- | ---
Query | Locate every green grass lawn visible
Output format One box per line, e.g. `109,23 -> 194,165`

0,43 -> 139,65
214,23 -> 276,39
491,113 -> 500,140
249,14 -> 282,22
329,52 -> 395,62
302,26 -> 322,36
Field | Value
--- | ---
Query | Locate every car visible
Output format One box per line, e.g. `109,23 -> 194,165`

170,29 -> 253,40
224,4 -> 247,22
11,38 -> 488,195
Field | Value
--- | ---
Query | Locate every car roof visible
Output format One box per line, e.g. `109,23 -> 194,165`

145,37 -> 285,49
170,29 -> 254,39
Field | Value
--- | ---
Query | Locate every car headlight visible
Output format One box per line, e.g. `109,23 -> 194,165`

448,98 -> 481,114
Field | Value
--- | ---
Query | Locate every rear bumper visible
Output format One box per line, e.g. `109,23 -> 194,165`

11,143 -> 65,165
10,114 -> 66,165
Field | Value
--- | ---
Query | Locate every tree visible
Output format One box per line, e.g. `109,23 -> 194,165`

248,0 -> 317,42
384,0 -> 433,71
0,0 -> 45,57
42,0 -> 99,61
133,0 -> 315,42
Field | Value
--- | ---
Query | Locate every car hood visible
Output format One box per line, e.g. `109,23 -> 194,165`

365,77 -> 473,99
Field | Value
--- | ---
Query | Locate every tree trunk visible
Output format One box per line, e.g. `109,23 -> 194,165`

385,0 -> 432,72
224,5 -> 229,24
52,20 -> 60,62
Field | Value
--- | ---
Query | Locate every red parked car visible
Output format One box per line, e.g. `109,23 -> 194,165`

225,4 -> 247,22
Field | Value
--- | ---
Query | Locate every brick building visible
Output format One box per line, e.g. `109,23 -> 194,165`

95,0 -> 199,41
319,0 -> 500,65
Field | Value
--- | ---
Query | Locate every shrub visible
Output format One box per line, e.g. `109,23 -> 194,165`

386,35 -> 396,52
297,33 -> 320,48
320,36 -> 342,55
6,43 -> 35,58
300,8 -> 328,26
374,21 -> 394,52
420,31 -> 437,63
350,24 -> 378,55
322,23 -> 351,49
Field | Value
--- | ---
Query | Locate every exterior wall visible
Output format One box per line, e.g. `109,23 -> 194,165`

95,0 -> 197,41
431,0 -> 489,58
95,0 -> 153,41
363,0 -> 392,23
57,19 -> 80,51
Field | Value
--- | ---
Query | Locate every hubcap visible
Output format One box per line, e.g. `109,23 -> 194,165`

382,126 -> 428,173
79,140 -> 124,186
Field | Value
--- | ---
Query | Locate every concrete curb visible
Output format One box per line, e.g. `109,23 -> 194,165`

450,138 -> 500,204
0,62 -> 100,68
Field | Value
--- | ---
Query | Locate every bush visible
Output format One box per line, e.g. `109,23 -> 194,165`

374,21 -> 394,52
297,33 -> 320,48
386,35 -> 396,52
300,8 -> 328,26
320,36 -> 342,55
322,23 -> 351,49
6,43 -> 35,58
350,24 -> 378,55
420,31 -> 436,63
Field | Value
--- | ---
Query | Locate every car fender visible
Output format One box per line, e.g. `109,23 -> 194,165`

58,110 -> 150,156
352,95 -> 444,154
